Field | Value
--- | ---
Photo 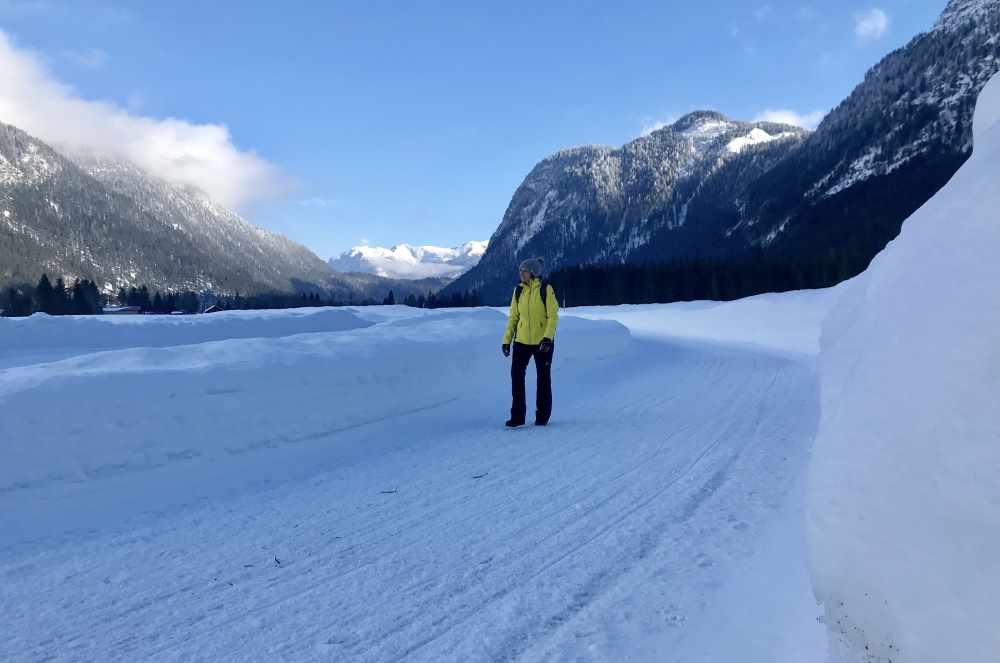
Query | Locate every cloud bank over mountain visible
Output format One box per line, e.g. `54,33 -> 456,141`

0,30 -> 281,210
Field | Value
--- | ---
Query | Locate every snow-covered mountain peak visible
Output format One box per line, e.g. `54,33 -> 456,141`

671,111 -> 732,135
935,0 -> 998,32
455,240 -> 488,259
667,111 -> 742,153
328,240 -> 489,280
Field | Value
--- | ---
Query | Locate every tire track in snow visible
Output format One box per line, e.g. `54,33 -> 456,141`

1,339 -> 817,663
387,359 -> 793,662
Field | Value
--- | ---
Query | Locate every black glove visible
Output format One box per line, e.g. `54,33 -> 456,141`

502,344 -> 511,357
538,338 -> 553,353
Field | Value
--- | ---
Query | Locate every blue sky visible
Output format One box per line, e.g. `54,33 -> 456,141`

0,0 -> 947,258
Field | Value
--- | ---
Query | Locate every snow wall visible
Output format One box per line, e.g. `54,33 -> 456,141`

0,308 -> 630,492
808,73 -> 1000,662
0,306 -> 373,354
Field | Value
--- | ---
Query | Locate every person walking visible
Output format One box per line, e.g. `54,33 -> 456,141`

501,257 -> 559,427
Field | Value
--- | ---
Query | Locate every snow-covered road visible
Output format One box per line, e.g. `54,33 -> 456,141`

1,300 -> 829,662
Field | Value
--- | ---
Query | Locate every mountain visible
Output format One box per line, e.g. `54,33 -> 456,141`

445,114 -> 808,302
0,123 -> 356,299
329,241 -> 488,280
447,0 -> 1000,304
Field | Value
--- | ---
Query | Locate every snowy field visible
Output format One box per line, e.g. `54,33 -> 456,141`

1,291 -> 830,662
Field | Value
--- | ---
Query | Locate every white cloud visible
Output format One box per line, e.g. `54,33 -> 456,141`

0,30 -> 281,210
640,116 -> 677,136
754,109 -> 826,130
62,47 -> 108,70
640,121 -> 669,136
855,8 -> 889,41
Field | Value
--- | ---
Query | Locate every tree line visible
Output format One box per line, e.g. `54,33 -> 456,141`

117,285 -> 203,314
397,290 -> 482,308
3,253 -> 873,316
1,273 -> 483,317
0,274 -> 215,317
2,275 -> 102,316
211,288 -> 481,311
546,251 -> 872,307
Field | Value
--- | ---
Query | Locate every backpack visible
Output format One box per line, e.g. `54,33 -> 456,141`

515,279 -> 551,314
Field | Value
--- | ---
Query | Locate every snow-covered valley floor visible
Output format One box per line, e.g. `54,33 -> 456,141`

1,297 -> 832,662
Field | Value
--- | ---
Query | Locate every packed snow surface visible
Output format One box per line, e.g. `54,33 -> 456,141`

0,291 -> 834,662
807,72 -> 1000,663
572,287 -> 842,356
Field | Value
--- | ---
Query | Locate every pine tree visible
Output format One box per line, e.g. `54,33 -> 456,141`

3,286 -> 33,316
35,274 -> 55,314
138,286 -> 151,311
179,291 -> 200,314
53,278 -> 68,315
70,279 -> 87,315
85,280 -> 101,314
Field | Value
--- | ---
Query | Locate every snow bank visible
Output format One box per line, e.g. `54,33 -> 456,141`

808,73 -> 1000,662
0,307 -> 372,354
570,287 -> 841,355
0,309 -> 629,492
973,65 -> 1000,139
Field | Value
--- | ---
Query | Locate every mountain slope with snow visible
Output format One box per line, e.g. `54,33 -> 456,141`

329,240 -> 488,280
737,0 -> 999,259
0,123 -> 355,297
446,112 -> 807,302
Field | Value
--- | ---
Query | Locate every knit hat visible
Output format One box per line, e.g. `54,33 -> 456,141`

518,257 -> 544,276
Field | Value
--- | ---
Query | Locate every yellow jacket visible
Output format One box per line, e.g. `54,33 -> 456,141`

502,278 -> 559,345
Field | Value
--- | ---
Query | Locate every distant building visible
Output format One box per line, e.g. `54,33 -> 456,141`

103,305 -> 142,315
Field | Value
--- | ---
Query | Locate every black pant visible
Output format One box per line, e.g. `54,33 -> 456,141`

510,341 -> 554,424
